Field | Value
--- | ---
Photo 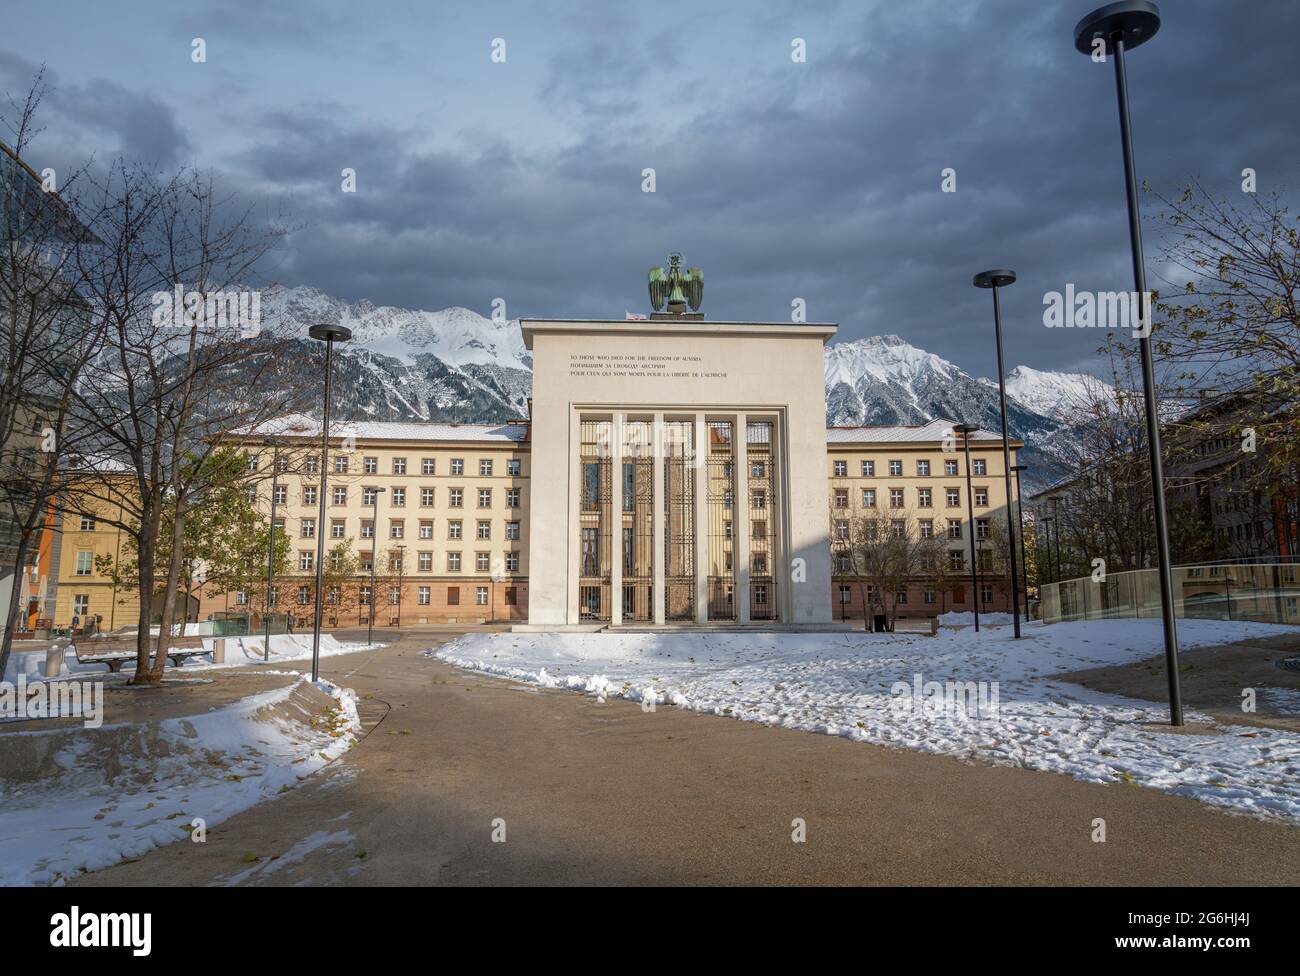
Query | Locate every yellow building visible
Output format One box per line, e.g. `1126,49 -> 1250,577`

827,420 -> 1023,620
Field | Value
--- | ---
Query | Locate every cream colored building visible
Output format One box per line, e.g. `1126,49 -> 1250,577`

204,417 -> 532,625
827,420 -> 1023,618
522,315 -> 838,628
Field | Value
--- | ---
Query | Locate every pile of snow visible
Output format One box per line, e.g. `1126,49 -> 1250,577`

937,611 -> 1015,627
3,633 -> 378,684
429,618 -> 1300,823
0,678 -> 360,886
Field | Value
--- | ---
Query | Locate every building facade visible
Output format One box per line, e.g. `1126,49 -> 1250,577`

40,414 -> 1022,631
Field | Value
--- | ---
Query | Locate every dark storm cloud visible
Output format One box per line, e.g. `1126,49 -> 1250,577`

6,0 -> 1297,378
0,52 -> 192,172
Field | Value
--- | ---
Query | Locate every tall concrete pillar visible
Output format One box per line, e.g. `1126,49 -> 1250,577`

652,412 -> 665,625
694,413 -> 709,624
610,413 -> 624,627
735,413 -> 751,624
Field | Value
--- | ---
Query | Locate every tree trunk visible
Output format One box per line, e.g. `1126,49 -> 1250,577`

131,495 -> 161,683
0,529 -> 35,680
149,499 -> 188,681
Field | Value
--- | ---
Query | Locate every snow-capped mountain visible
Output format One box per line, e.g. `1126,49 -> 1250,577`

824,336 -> 1094,490
262,286 -> 532,422
1001,364 -> 1108,424
260,290 -> 1095,492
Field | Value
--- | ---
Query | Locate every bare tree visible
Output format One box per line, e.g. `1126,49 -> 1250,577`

833,506 -> 945,631
0,69 -> 109,676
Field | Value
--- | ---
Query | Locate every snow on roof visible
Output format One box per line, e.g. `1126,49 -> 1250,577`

235,414 -> 529,444
826,418 -> 1012,444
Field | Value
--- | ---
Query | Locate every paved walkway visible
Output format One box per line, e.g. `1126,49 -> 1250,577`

72,630 -> 1300,886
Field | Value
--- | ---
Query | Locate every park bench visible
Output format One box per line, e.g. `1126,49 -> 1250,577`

71,635 -> 209,672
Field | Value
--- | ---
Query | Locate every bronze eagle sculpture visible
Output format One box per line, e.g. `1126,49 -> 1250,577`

648,252 -> 703,312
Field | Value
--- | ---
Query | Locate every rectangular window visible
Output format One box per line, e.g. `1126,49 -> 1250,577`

947,488 -> 960,507
976,518 -> 990,540
246,454 -> 260,472
303,486 -> 317,505
506,488 -> 520,508
861,460 -> 875,476
478,488 -> 492,508
981,583 -> 994,605
359,585 -> 371,606
476,586 -> 489,606
505,521 -> 520,541
475,552 -> 490,572
889,460 -> 902,476
331,519 -> 346,539
391,487 -> 406,507
833,460 -> 847,477
973,459 -> 987,476
889,489 -> 904,508
505,551 -> 519,572
79,515 -> 95,531
393,457 -> 407,474
948,519 -> 962,539
390,521 -> 404,539
917,460 -> 930,476
362,486 -> 378,506
300,519 -> 316,538
449,489 -> 463,508
299,551 -> 314,571
862,488 -> 876,507
918,488 -> 932,507
752,491 -> 766,509
919,519 -> 934,539
332,486 -> 347,505
416,586 -> 430,605
364,456 -> 378,474
418,551 -> 433,571
390,586 -> 401,606
235,590 -> 249,606
975,488 -> 988,507
839,585 -> 851,604
948,551 -> 964,571
75,551 -> 93,576
274,485 -> 287,505
361,520 -> 374,539
447,552 -> 461,572
834,489 -> 848,509
450,458 -> 464,476
297,585 -> 310,605
334,456 -> 348,473
945,459 -> 959,476
448,520 -> 462,540
422,458 -> 435,475
421,488 -> 435,507
835,519 -> 848,541
246,486 -> 258,504
419,520 -> 433,539
477,520 -> 491,540
924,589 -> 936,605
305,456 -> 318,474
507,458 -> 521,476
479,459 -> 493,476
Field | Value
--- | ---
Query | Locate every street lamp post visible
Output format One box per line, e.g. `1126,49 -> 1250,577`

953,423 -> 981,632
1011,464 -> 1031,622
307,323 -> 352,683
367,487 -> 385,646
1074,0 -> 1181,724
974,270 -> 1022,638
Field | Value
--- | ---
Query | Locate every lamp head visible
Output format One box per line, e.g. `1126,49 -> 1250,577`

1074,1 -> 1160,57
973,269 -> 1016,289
309,323 -> 352,343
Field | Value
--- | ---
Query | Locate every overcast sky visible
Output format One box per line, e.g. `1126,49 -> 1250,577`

4,0 -> 1297,379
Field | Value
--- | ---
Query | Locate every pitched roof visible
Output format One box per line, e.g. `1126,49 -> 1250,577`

234,414 -> 529,444
826,418 -> 1014,444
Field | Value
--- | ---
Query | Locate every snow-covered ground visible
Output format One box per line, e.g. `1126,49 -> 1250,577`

3,633 -> 380,687
431,618 -> 1300,822
0,677 -> 360,886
